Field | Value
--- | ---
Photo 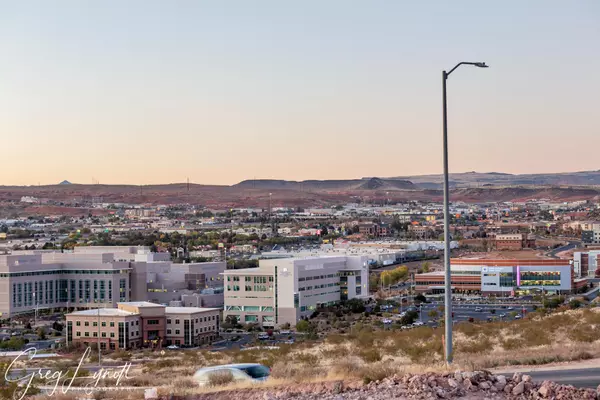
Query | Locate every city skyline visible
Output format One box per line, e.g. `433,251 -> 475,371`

2,1 -> 599,185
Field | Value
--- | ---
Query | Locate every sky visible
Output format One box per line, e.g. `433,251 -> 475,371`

1,1 -> 599,186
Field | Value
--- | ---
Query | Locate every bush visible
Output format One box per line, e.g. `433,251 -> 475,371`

358,348 -> 382,363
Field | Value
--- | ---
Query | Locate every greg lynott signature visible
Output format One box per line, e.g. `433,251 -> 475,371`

4,347 -> 133,399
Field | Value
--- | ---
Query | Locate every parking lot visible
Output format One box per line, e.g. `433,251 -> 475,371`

380,300 -> 537,328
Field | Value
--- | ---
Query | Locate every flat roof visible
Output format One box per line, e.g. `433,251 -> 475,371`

68,308 -> 136,317
451,258 -> 569,266
165,307 -> 220,314
118,301 -> 162,307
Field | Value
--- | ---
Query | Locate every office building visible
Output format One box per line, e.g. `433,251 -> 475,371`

223,255 -> 369,328
66,301 -> 219,350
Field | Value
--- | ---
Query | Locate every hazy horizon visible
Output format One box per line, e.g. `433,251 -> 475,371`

2,1 -> 599,185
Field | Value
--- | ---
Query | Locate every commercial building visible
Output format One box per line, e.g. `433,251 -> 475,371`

66,301 -> 220,350
223,255 -> 369,328
493,234 -> 524,250
415,259 -> 583,296
0,247 -> 225,318
573,251 -> 600,278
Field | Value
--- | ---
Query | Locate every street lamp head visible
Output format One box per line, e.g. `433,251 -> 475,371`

474,62 -> 489,68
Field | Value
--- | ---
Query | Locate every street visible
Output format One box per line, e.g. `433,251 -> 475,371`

501,368 -> 600,389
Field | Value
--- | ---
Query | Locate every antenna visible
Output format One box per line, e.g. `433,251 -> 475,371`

187,177 -> 190,192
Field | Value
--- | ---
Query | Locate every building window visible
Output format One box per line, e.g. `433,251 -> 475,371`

147,320 -> 159,325
101,322 -> 106,327
175,319 -> 180,324
110,332 -> 115,338
84,332 -> 89,337
76,332 -> 81,337
167,329 -> 171,334
93,322 -> 98,327
101,332 -> 106,337
110,322 -> 115,327
76,321 -> 81,326
175,329 -> 180,335
167,319 -> 171,324
84,322 -> 89,327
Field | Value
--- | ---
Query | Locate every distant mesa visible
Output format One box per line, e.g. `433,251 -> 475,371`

59,180 -> 72,185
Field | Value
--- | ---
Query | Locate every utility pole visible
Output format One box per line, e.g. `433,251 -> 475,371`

442,61 -> 488,364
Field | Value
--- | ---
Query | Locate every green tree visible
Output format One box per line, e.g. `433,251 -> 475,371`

295,319 -> 311,332
569,299 -> 582,309
36,327 -> 46,340
400,311 -> 419,325
422,262 -> 431,273
415,293 -> 427,303
427,310 -> 439,319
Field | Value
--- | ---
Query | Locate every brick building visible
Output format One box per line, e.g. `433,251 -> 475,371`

66,301 -> 219,350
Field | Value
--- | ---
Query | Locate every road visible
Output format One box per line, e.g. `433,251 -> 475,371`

502,368 -> 600,389
548,240 -> 581,258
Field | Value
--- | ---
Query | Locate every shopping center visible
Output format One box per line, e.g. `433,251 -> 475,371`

415,258 -> 587,295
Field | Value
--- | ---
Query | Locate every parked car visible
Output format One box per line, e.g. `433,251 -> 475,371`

280,330 -> 291,335
475,307 -> 483,312
167,345 -> 179,350
412,321 -> 424,327
193,364 -> 271,387
514,315 -> 521,320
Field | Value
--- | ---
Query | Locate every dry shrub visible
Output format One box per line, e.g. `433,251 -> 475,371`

320,345 -> 348,360
326,334 -> 346,345
521,326 -> 551,346
456,336 -> 492,354
359,362 -> 401,384
111,350 -> 132,361
358,348 -> 381,363
501,338 -> 525,350
568,326 -> 600,343
292,353 -> 320,367
208,370 -> 234,387
270,360 -> 325,382
328,358 -> 362,378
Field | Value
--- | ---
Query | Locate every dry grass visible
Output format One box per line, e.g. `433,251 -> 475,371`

26,307 -> 600,398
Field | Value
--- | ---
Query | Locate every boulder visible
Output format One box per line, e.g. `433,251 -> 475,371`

478,381 -> 491,390
513,372 -> 522,383
513,381 -> 525,396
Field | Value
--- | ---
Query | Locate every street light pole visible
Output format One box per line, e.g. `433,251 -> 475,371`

442,61 -> 488,364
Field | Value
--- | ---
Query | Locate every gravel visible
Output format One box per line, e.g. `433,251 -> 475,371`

160,370 -> 600,400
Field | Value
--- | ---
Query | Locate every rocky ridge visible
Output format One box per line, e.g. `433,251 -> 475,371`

164,371 -> 600,400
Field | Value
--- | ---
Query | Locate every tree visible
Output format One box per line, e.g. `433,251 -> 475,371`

427,310 -> 439,319
422,262 -> 431,273
400,311 -> 419,325
36,327 -> 46,340
369,273 -> 379,290
415,293 -> 427,303
569,299 -> 582,309
345,298 -> 366,313
295,319 -> 311,332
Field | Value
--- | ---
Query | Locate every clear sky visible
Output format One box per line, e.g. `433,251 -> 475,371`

1,1 -> 599,185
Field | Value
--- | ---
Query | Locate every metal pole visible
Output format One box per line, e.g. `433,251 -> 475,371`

442,70 -> 453,363
97,301 -> 101,366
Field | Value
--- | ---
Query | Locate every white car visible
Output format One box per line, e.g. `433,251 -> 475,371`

475,307 -> 483,312
507,306 -> 514,310
382,319 -> 393,324
514,315 -> 521,320
193,363 -> 271,387
167,345 -> 179,350
412,321 -> 425,327
280,330 -> 291,335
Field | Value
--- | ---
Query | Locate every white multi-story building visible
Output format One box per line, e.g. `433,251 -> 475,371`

223,255 -> 369,328
0,247 -> 226,319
